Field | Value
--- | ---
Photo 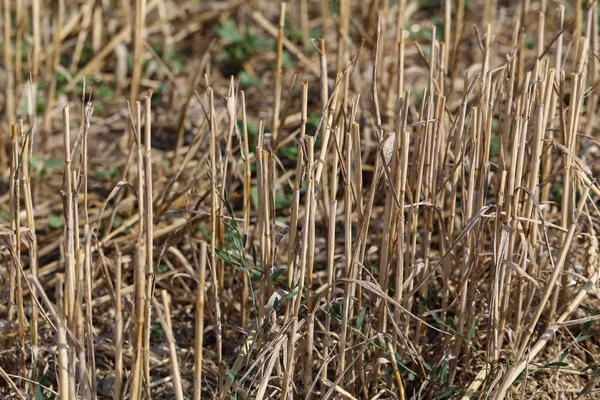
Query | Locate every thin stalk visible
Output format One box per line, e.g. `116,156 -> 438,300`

83,226 -> 97,399
21,120 -> 39,377
114,252 -> 123,400
496,187 -> 590,398
270,2 -> 286,149
194,242 -> 207,400
56,277 -> 69,400
129,100 -> 145,400
158,291 -> 184,400
241,91 -> 251,329
285,83 -> 307,326
143,92 -> 154,391
42,0 -> 63,148
208,88 -> 223,387
130,0 -> 147,138
282,135 -> 313,399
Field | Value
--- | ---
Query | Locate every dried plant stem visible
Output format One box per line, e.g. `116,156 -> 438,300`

172,57 -> 206,166
157,290 -> 184,400
114,252 -> 123,400
129,98 -> 145,400
2,4 -> 600,400
583,3 -> 597,160
339,122 -> 366,387
42,0 -> 63,147
541,6 -> 563,203
32,0 -> 40,88
219,78 -> 236,293
194,242 -> 207,400
208,88 -> 223,388
14,0 -> 23,96
304,174 -> 317,398
0,366 -> 26,400
257,148 -> 268,326
299,0 -> 309,48
83,226 -> 97,398
270,2 -> 286,149
282,135 -> 313,399
6,125 -> 21,357
130,0 -> 146,128
320,0 -> 329,38
517,179 -> 589,359
143,92 -> 154,391
240,91 -> 251,328
444,74 -> 469,320
56,276 -> 69,400
285,83 -> 307,323
21,121 -> 39,374
393,93 -> 410,352
493,192 -> 593,400
336,0 -> 350,77
61,106 -> 76,341
69,0 -> 95,73
2,0 -> 13,170
321,118 -> 342,393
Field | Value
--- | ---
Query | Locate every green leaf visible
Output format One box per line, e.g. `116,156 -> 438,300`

275,193 -> 293,209
239,71 -> 260,87
582,363 -> 596,373
576,333 -> 594,342
98,85 -> 114,101
422,360 -> 434,373
238,119 -> 258,140
48,214 -> 63,230
30,155 -> 39,170
150,321 -> 163,339
541,361 -> 569,369
550,183 -> 563,202
560,348 -> 569,363
158,262 -> 169,274
250,186 -> 259,210
224,221 -> 237,233
215,248 -> 240,266
329,302 -> 343,319
45,158 -> 63,169
36,97 -> 45,114
226,369 -> 238,382
280,144 -> 298,160
468,319 -> 477,341
273,267 -> 286,283
445,316 -> 459,333
285,290 -> 299,300
356,306 -> 367,329
91,167 -> 118,180
281,51 -> 296,68
251,268 -> 262,280
329,0 -> 340,14
222,193 -> 234,216
307,114 -> 321,134
252,244 -> 258,267
436,359 -> 448,384
213,19 -> 241,42
583,315 -> 595,331
35,373 -> 52,400
232,234 -> 244,252
434,385 -> 458,399
489,138 -> 501,157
